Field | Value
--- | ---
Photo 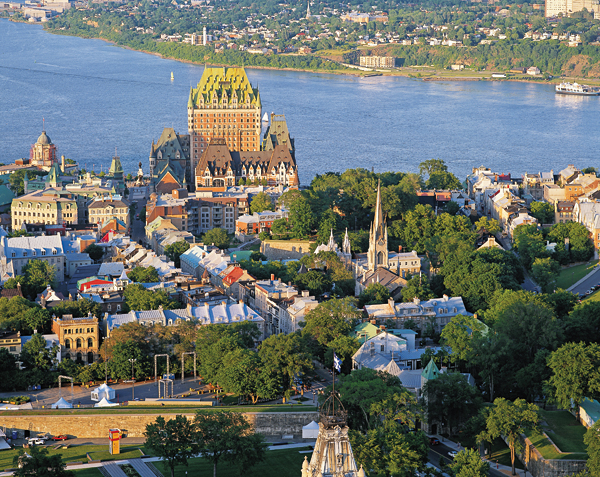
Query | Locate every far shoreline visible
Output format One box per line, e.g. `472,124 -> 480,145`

7,19 -> 599,87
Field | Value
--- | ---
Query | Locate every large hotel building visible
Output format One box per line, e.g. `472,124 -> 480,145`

187,67 -> 262,164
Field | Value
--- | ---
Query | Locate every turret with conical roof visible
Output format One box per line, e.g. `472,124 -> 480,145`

421,358 -> 440,392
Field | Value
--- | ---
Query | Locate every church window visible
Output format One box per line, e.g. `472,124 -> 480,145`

377,251 -> 384,265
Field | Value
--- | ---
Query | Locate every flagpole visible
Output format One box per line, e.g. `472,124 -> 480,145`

332,355 -> 335,417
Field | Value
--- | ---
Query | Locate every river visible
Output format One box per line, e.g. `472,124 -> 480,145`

1,19 -> 599,184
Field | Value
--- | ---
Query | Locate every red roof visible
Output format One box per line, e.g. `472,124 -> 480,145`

223,267 -> 245,286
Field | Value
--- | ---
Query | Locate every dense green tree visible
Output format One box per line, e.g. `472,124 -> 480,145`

331,368 -> 409,431
301,297 -> 361,348
288,194 -> 314,239
109,338 -> 148,380
423,372 -> 483,437
565,301 -> 600,344
530,257 -> 561,293
441,248 -> 522,311
84,244 -> 104,262
440,314 -> 487,366
193,411 -> 267,477
164,240 -> 191,268
294,269 -> 332,296
350,425 -> 429,477
401,275 -> 435,302
127,266 -> 160,283
547,342 -> 600,421
9,260 -> 57,299
547,222 -> 594,264
584,420 -> 600,477
203,228 -> 230,249
13,446 -> 73,477
530,201 -> 554,224
122,284 -> 177,311
447,448 -> 490,477
543,289 -> 578,320
218,348 -> 280,403
357,282 -> 391,308
249,191 -> 273,214
21,332 -> 57,371
144,415 -> 197,477
324,335 -> 360,375
474,216 -> 501,235
270,218 -> 291,239
478,398 -> 539,476
513,224 -> 548,270
258,332 -> 313,398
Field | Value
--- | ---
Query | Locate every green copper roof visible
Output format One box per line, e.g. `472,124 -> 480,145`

109,156 -> 124,176
421,359 -> 440,380
191,67 -> 261,108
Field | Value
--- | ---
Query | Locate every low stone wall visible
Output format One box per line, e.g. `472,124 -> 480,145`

260,240 -> 314,261
0,411 -> 319,439
516,435 -> 587,477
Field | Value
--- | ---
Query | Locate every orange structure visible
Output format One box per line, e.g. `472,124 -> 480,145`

109,429 -> 121,454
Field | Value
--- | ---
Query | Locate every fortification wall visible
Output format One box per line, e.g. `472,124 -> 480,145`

0,411 -> 319,439
260,240 -> 314,261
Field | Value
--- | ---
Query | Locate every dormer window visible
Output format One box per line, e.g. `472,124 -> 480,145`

23,252 -> 27,257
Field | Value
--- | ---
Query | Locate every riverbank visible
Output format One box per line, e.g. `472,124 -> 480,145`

35,22 -> 600,86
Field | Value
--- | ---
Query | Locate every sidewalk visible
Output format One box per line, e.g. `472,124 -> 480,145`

428,434 -> 530,477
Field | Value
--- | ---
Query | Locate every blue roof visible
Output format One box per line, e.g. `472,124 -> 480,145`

581,398 -> 600,425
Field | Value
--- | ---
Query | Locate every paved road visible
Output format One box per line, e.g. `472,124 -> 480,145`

130,198 -> 147,245
569,263 -> 600,296
0,377 -> 215,408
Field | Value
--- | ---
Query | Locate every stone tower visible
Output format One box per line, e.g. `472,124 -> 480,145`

302,393 -> 365,477
367,179 -> 388,271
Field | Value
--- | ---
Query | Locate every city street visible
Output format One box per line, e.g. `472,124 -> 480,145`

568,263 -> 600,296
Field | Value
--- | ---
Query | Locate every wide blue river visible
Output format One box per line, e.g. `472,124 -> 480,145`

1,19 -> 599,184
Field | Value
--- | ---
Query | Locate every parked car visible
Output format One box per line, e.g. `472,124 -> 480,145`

448,451 -> 458,458
28,438 -> 45,445
51,435 -> 68,441
429,438 -> 440,446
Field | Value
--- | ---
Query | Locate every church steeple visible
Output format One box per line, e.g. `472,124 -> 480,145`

367,179 -> 388,271
343,228 -> 351,256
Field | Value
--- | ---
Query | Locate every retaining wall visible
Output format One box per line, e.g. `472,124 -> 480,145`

0,411 -> 319,439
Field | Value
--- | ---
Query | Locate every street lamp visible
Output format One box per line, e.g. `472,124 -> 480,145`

128,358 -> 137,401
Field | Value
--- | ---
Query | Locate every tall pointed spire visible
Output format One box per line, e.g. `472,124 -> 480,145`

373,179 -> 384,235
327,229 -> 336,250
343,228 -> 351,256
367,179 -> 388,272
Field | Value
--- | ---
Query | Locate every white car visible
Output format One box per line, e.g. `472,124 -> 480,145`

448,451 -> 458,458
28,438 -> 45,445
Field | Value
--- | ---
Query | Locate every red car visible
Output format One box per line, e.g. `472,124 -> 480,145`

51,435 -> 68,441
429,438 -> 440,446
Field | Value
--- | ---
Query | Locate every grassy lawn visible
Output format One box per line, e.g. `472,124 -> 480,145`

154,447 -> 312,477
539,410 -> 587,454
584,289 -> 600,302
0,444 -> 145,471
488,438 -> 524,470
556,260 -> 599,290
72,469 -> 103,477
0,404 -> 317,417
